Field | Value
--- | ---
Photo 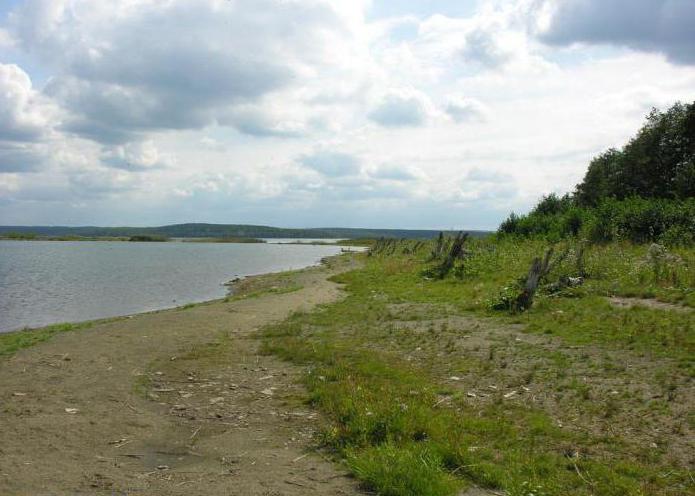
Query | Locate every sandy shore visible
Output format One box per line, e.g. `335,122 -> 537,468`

0,254 -> 364,496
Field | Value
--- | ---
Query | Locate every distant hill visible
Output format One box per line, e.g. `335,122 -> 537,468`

0,223 -> 491,240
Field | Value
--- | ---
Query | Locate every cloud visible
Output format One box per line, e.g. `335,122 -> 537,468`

300,151 -> 362,177
2,0 -> 695,230
368,89 -> 431,127
101,140 -> 174,171
199,137 -> 227,152
0,63 -> 52,142
537,0 -> 695,65
369,164 -> 422,181
444,97 -> 488,123
461,27 -> 514,68
223,105 -> 307,138
0,143 -> 48,172
0,173 -> 20,196
464,167 -> 513,183
43,77 -> 210,144
68,168 -> 140,197
9,0 -> 369,143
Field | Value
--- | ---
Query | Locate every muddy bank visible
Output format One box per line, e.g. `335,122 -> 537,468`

0,254 -> 364,496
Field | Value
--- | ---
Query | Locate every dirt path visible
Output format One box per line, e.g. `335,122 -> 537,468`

0,255 -> 364,496
608,296 -> 693,313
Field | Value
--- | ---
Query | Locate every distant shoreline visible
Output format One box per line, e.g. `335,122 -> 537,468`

0,236 -> 373,247
0,235 -> 267,243
0,222 -> 492,241
0,235 -> 327,244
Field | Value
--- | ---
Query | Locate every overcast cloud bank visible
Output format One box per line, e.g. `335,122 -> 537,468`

0,0 -> 694,229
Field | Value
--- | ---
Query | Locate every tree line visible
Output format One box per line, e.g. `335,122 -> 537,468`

500,101 -> 695,245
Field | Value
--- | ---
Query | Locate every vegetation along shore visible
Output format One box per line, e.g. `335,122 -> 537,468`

1,102 -> 693,495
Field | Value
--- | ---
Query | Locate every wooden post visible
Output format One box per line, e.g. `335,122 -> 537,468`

514,247 -> 554,311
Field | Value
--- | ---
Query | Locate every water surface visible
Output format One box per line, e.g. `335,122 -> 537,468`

0,240 -> 344,333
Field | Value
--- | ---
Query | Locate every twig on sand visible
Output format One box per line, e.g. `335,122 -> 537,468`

190,426 -> 202,439
292,453 -> 309,463
284,479 -> 309,488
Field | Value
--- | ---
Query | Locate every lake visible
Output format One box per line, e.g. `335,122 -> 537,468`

0,240 -> 346,333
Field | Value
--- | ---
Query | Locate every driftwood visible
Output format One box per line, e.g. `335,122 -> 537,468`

425,232 -> 469,279
429,232 -> 446,261
514,247 -> 554,311
576,242 -> 587,278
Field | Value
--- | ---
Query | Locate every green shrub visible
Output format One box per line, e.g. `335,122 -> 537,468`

498,101 -> 695,246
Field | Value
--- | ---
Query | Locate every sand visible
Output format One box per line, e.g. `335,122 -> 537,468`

0,254 -> 364,496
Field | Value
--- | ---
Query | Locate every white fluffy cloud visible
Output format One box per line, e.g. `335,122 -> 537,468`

0,63 -> 52,143
368,89 -> 434,127
0,64 -> 56,172
300,150 -> 362,177
1,0 -> 694,229
10,0 -> 371,143
444,97 -> 488,123
101,141 -> 174,171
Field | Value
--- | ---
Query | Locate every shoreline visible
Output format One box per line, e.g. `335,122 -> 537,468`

0,236 -> 358,245
2,235 -> 693,494
0,253 -> 348,343
0,252 -> 364,495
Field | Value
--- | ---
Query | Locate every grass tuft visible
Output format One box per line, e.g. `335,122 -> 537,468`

261,238 -> 695,495
0,322 -> 94,357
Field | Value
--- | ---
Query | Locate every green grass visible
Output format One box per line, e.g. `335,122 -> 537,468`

228,283 -> 303,301
522,296 -> 694,361
348,443 -> 461,496
260,238 -> 695,495
132,371 -> 152,397
0,322 -> 94,357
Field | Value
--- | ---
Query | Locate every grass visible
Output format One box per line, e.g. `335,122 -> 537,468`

0,321 -> 95,357
227,270 -> 306,301
260,237 -> 695,495
228,283 -> 303,301
523,296 -> 694,361
2,236 -> 692,493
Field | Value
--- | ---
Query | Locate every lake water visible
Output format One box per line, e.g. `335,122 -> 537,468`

0,240 -> 346,333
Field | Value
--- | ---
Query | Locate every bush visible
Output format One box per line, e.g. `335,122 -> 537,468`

501,197 -> 695,246
590,197 -> 695,243
128,235 -> 169,242
498,101 -> 695,246
660,225 -> 695,247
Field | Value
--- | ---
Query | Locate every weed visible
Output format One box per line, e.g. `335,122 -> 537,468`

0,321 -> 96,357
261,240 -> 694,495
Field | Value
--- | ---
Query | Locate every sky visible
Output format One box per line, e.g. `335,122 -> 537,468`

0,0 -> 694,230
